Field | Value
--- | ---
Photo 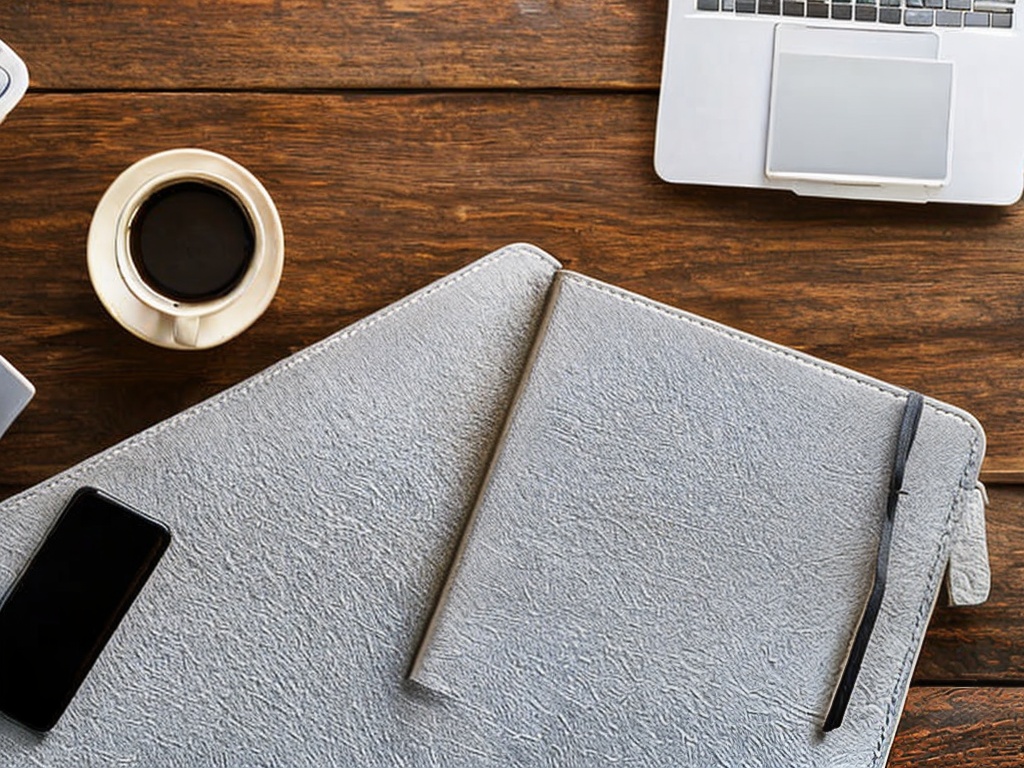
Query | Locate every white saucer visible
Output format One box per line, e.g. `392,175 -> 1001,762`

87,149 -> 285,350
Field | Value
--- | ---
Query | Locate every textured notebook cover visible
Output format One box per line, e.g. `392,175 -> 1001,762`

0,244 -> 559,766
412,271 -> 986,767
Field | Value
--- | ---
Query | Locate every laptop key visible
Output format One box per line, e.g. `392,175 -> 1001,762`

856,4 -> 879,17
880,0 -> 901,5
964,9 -> 991,21
758,0 -> 781,12
905,7 -> 935,21
974,0 -> 1014,10
879,6 -> 903,19
936,8 -> 964,22
924,0 -> 944,6
992,9 -> 1013,23
736,0 -> 756,11
696,0 -> 720,9
833,2 -> 854,16
807,0 -> 830,14
946,0 -> 971,9
782,0 -> 806,13
722,0 -> 736,9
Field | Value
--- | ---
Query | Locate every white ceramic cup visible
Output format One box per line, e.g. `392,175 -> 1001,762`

89,149 -> 285,350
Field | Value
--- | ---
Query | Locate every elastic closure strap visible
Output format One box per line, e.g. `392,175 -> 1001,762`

823,391 -> 925,733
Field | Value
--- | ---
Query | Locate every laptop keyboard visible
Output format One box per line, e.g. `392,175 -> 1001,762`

695,0 -> 1014,27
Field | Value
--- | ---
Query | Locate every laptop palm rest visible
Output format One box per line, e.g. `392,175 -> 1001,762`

766,26 -> 953,187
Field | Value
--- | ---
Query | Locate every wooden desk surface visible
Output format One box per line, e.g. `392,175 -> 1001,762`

0,3 -> 1021,763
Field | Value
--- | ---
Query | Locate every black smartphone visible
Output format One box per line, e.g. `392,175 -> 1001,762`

0,487 -> 171,732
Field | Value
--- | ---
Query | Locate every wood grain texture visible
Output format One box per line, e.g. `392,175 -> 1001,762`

0,4 -> 1020,762
2,92 -> 1024,491
893,688 -> 1024,767
0,1 -> 666,90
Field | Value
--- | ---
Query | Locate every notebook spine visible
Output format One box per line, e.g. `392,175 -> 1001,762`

409,273 -> 565,688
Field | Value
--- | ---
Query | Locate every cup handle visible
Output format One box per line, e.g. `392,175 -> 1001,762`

173,316 -> 201,347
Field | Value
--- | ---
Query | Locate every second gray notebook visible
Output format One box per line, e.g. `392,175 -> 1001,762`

412,270 -> 987,767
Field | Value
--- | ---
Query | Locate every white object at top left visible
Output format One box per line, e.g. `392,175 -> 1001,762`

0,355 -> 33,441
0,39 -> 28,124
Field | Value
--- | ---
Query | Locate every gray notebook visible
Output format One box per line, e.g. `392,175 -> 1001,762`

412,270 -> 990,767
0,246 -> 989,765
0,244 -> 560,766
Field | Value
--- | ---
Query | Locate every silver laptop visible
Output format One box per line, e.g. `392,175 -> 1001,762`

0,355 -> 33,441
654,0 -> 1024,204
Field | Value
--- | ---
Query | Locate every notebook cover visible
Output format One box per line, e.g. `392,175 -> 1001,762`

412,270 -> 986,767
0,244 -> 559,765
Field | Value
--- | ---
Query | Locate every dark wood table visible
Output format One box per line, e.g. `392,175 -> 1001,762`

0,3 -> 1021,764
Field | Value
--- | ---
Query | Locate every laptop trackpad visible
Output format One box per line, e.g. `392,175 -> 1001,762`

767,32 -> 953,186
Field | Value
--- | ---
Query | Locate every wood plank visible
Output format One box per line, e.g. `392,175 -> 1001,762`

917,485 -> 1024,682
0,0 -> 665,90
893,687 -> 1024,767
2,92 -> 1024,493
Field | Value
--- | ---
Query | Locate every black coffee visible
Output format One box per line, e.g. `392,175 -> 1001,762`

129,181 -> 255,303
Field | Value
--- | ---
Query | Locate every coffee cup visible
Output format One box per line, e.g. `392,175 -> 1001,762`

88,149 -> 284,350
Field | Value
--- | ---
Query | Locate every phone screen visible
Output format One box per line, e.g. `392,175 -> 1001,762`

0,487 -> 170,731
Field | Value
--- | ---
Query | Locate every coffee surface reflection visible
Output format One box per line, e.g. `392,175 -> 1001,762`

129,181 -> 255,303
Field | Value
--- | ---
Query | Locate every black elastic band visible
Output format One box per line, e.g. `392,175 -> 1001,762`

823,391 -> 925,732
